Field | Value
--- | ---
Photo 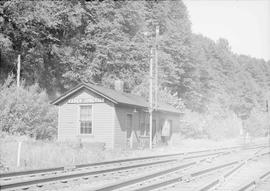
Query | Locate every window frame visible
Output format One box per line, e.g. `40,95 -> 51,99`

78,104 -> 93,135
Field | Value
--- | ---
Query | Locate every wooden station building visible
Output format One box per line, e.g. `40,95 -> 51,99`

51,82 -> 181,149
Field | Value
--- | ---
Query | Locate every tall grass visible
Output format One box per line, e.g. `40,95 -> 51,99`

1,134 -> 267,173
0,134 -> 106,172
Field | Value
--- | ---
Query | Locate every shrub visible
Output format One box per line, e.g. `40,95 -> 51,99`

244,109 -> 269,137
180,110 -> 241,140
203,113 -> 241,140
0,77 -> 57,140
179,111 -> 205,138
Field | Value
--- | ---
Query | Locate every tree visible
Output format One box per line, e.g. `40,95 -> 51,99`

0,0 -> 86,94
0,76 -> 57,140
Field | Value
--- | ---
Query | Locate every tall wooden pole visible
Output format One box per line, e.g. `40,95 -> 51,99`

17,54 -> 21,87
154,25 -> 159,110
149,47 -> 153,149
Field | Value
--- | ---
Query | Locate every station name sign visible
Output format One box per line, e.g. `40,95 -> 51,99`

67,97 -> 104,104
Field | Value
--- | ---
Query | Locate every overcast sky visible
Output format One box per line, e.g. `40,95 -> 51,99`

183,0 -> 270,61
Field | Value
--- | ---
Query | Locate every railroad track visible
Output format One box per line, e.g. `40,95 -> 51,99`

0,149 -> 233,190
0,145 -> 239,179
237,170 -> 270,191
0,144 -> 262,180
91,146 -> 269,191
0,145 -> 266,190
252,171 -> 270,191
203,150 -> 270,191
195,150 -> 270,191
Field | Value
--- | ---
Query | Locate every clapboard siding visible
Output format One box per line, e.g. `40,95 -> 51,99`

56,86 -> 180,149
113,108 -> 180,147
58,104 -> 78,140
57,89 -> 115,148
91,102 -> 114,148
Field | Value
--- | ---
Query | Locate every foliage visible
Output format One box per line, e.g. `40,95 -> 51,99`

186,34 -> 270,136
180,110 -> 241,139
0,0 -> 270,139
244,108 -> 269,136
178,111 -> 206,138
132,79 -> 185,111
0,0 -> 191,93
0,77 -> 57,140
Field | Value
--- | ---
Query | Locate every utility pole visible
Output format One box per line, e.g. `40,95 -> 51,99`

149,47 -> 154,149
17,54 -> 21,87
154,25 -> 159,110
148,24 -> 159,149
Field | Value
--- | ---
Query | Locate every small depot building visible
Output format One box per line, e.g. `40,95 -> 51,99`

51,83 -> 181,149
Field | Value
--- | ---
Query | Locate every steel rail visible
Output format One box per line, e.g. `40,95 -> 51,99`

0,144 -> 251,179
0,158 -> 176,190
95,148 -> 269,191
0,150 -> 232,190
93,161 -> 197,191
236,170 -> 270,191
197,150 -> 270,191
0,145 -> 266,190
198,162 -> 246,191
94,158 -> 237,191
0,150 -> 228,190
93,150 -> 238,191
132,162 -> 239,191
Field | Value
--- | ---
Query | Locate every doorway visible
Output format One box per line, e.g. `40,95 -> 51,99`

126,114 -> 132,138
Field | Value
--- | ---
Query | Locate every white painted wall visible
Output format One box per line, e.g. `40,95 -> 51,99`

57,88 -> 115,149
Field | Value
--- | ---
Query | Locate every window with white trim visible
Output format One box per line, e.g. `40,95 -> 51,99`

80,105 -> 92,134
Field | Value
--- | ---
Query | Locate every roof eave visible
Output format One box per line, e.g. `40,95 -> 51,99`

51,83 -> 118,105
116,103 -> 181,115
50,83 -> 84,105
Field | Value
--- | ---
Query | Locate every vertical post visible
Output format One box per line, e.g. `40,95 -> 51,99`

17,141 -> 22,168
154,25 -> 159,110
130,131 -> 134,149
17,54 -> 21,87
266,99 -> 270,148
149,47 -> 153,149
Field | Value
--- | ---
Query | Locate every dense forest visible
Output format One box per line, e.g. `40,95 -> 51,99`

0,0 -> 269,139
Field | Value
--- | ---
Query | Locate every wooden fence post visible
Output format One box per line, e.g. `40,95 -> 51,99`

17,141 -> 22,168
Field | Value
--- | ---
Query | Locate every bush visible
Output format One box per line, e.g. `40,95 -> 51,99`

0,77 -> 57,140
179,111 -> 205,138
245,109 -> 269,137
203,113 -> 241,140
180,110 -> 241,140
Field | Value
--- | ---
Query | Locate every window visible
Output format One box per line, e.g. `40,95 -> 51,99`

80,105 -> 92,134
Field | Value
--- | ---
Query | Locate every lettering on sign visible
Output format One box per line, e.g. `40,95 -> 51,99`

68,97 -> 104,104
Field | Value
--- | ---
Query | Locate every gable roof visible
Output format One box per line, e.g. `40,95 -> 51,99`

51,83 -> 181,114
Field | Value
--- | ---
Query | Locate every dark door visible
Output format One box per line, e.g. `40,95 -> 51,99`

126,114 -> 132,138
152,119 -> 156,140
